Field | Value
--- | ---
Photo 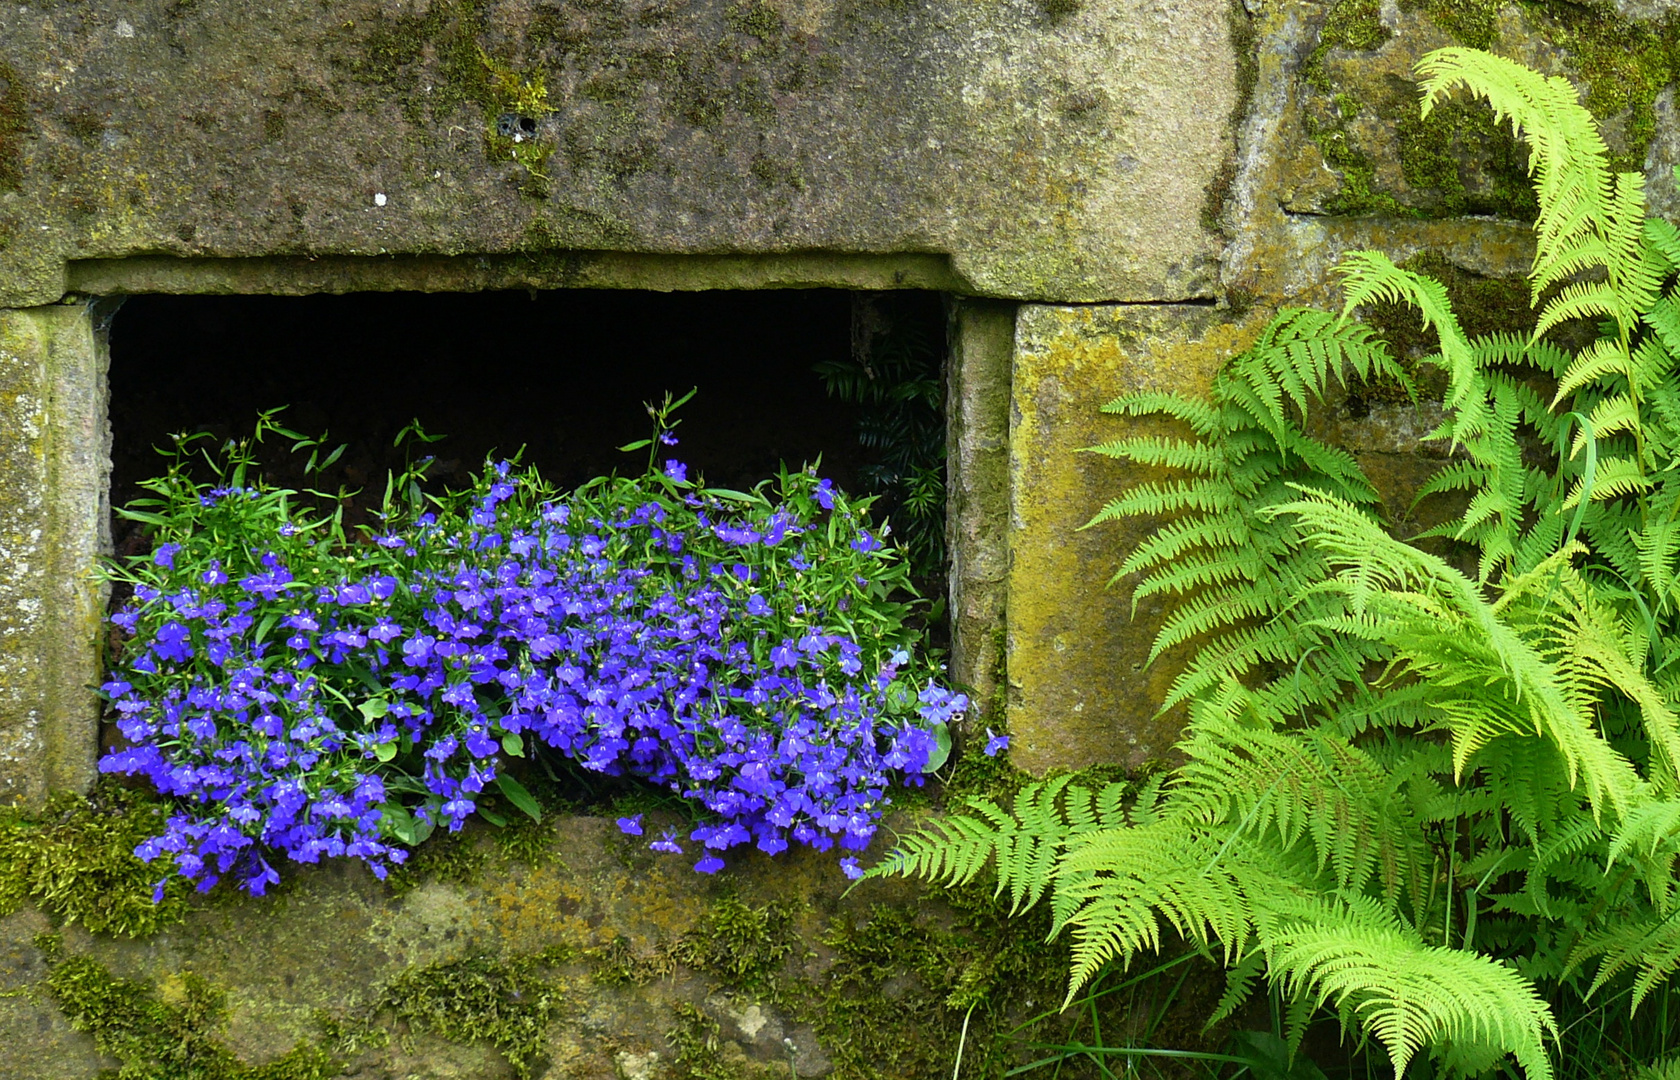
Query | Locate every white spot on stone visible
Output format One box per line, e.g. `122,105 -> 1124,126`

373,192 -> 387,207
115,18 -> 134,37
614,1050 -> 660,1080
735,1003 -> 768,1038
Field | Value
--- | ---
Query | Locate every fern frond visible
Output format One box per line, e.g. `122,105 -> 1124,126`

1083,436 -> 1225,475
1115,511 -> 1254,581
1573,903 -> 1680,1010
1260,893 -> 1558,1080
1100,392 -> 1222,436
1054,821 -> 1251,996
1553,336 -> 1634,406
1171,710 -> 1429,905
1336,252 -> 1478,442
1536,281 -> 1627,342
865,777 -> 1129,916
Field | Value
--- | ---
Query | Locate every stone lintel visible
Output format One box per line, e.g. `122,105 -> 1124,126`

0,0 -> 1235,309
68,252 -> 968,299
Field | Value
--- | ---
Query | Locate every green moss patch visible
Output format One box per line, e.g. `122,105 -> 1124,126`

1530,6 -> 1680,172
1353,250 -> 1534,404
366,950 -> 572,1080
1394,92 -> 1537,219
37,937 -> 338,1080
673,896 -> 797,993
1400,0 -> 1500,50
0,61 -> 29,193
1301,2 -> 1680,217
1304,0 -> 1392,93
0,785 -> 191,938
1303,65 -> 1535,220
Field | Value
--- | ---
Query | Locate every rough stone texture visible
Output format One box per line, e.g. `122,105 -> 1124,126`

0,0 -> 1237,308
1221,1 -> 1536,308
944,298 -> 1013,729
1220,1 -> 1680,309
66,251 -> 966,297
1007,303 -> 1269,774
0,908 -> 114,1078
0,815 -> 932,1080
0,304 -> 108,810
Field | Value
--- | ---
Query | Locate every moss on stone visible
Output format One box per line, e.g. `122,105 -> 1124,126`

37,936 -> 340,1079
367,950 -> 572,1080
1353,250 -> 1534,404
726,0 -> 785,44
60,106 -> 104,147
479,50 -> 559,197
588,933 -> 678,986
1400,0 -> 1501,49
1305,111 -> 1415,217
491,815 -> 558,869
0,785 -> 192,938
383,826 -> 492,896
1398,2 -> 1680,171
1529,5 -> 1680,172
1036,0 -> 1082,20
1394,94 -> 1537,219
0,61 -> 29,193
1322,0 -> 1392,51
1299,1 -> 1680,218
666,999 -> 790,1080
1304,0 -> 1392,93
1304,56 -> 1535,220
1203,0 -> 1261,234
673,895 -> 797,993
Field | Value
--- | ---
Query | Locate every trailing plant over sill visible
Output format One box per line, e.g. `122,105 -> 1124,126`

100,396 -> 973,896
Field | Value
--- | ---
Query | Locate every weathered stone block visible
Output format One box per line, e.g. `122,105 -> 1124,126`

0,0 -> 1238,307
1007,303 -> 1266,774
0,303 -> 109,809
945,298 -> 1012,728
0,814 -> 1003,1079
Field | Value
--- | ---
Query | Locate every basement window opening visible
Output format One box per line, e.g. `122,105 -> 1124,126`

105,286 -> 950,625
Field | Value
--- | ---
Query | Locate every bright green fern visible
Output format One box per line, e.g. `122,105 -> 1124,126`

872,46 -> 1680,1080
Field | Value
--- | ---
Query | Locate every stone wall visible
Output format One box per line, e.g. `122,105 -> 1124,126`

3,0 -> 1680,1075
0,0 -> 1235,308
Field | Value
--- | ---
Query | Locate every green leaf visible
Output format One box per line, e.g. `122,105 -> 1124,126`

378,803 -> 435,846
495,774 -> 543,823
478,804 -> 509,827
374,742 -> 398,763
253,612 -> 280,647
617,439 -> 653,453
924,723 -> 951,772
501,732 -> 525,757
357,698 -> 389,721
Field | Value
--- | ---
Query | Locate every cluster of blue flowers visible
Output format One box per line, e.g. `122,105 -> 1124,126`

101,449 -> 972,896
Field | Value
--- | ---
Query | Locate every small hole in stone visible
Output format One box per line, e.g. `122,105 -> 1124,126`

496,113 -> 538,138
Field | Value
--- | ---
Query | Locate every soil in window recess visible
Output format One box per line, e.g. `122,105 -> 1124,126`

107,288 -> 900,550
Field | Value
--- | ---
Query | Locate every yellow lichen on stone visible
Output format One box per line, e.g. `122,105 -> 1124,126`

1007,304 -> 1271,774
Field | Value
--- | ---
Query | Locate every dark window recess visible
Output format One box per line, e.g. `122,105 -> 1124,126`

107,290 -> 946,574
